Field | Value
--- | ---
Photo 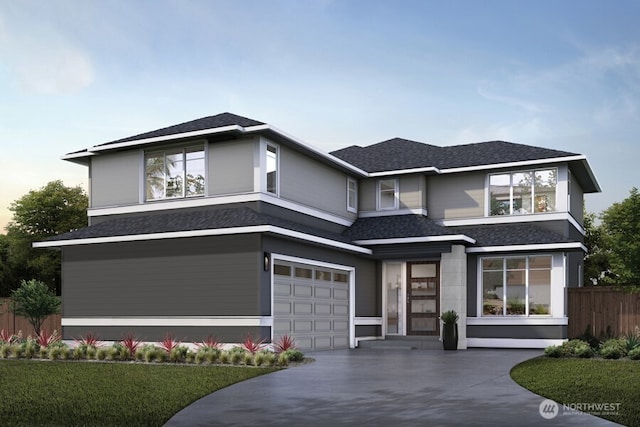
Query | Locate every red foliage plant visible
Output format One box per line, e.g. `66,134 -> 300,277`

36,330 -> 60,348
195,335 -> 221,350
75,331 -> 102,347
0,329 -> 21,344
121,332 -> 142,354
160,333 -> 181,353
274,334 -> 296,353
242,333 -> 266,354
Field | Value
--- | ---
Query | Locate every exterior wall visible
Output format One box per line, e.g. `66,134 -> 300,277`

359,178 -> 376,211
61,235 -> 262,340
398,174 -> 426,209
90,150 -> 140,208
279,145 -> 357,220
440,245 -> 467,349
566,251 -> 584,288
209,137 -> 256,195
427,172 -> 485,220
569,172 -> 584,225
467,324 -> 566,339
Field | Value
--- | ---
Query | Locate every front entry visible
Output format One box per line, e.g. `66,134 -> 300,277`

406,262 -> 439,336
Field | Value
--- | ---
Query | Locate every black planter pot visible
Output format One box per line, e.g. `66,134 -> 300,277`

442,323 -> 458,351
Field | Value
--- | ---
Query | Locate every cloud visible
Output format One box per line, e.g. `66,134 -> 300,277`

0,7 -> 95,94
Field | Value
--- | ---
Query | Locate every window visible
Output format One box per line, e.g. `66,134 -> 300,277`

378,179 -> 398,210
489,169 -> 557,216
266,144 -> 278,195
145,145 -> 205,200
347,178 -> 358,212
481,256 -> 551,316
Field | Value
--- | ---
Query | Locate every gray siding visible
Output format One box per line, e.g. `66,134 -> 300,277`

279,146 -> 356,220
399,174 -> 426,209
209,137 -> 255,195
467,324 -> 567,340
567,251 -> 584,288
359,179 -> 376,211
427,172 -> 485,220
90,151 -> 140,208
62,235 -> 261,318
63,326 -> 269,343
570,172 -> 584,225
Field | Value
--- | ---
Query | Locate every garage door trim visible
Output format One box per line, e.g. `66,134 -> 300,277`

271,253 -> 355,349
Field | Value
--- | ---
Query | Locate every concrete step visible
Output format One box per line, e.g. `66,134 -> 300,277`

358,336 -> 443,350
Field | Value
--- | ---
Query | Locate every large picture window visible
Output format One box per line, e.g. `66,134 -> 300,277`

481,255 -> 551,316
489,169 -> 557,216
145,145 -> 205,200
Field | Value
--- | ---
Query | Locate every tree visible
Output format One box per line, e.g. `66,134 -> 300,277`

600,187 -> 640,287
10,279 -> 61,335
3,180 -> 88,295
583,210 -> 612,285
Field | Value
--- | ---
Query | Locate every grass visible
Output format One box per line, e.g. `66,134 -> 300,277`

0,359 -> 278,427
511,357 -> 640,427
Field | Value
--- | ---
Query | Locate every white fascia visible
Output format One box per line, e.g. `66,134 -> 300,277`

354,234 -> 476,246
33,224 -> 371,255
438,155 -> 588,174
466,242 -> 587,254
369,167 -> 439,177
358,208 -> 428,218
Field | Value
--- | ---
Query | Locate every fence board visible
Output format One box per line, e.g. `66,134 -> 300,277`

0,298 -> 62,337
568,287 -> 640,338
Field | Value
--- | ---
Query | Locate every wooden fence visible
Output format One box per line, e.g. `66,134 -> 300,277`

568,287 -> 640,338
0,298 -> 62,337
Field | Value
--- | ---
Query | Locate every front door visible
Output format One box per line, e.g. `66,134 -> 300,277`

406,262 -> 439,336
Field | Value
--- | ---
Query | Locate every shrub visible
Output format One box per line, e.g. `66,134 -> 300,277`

203,348 -> 220,364
544,345 -> 563,358
574,325 -> 600,349
219,351 -> 230,364
107,344 -> 125,361
169,346 -> 189,363
36,330 -> 60,348
0,329 -> 22,345
86,346 -> 97,360
623,332 -> 640,352
242,333 -> 266,355
599,339 -> 628,359
48,346 -> 63,361
283,348 -> 304,362
96,348 -> 108,361
185,351 -> 196,364
75,331 -> 102,348
273,335 -> 296,353
195,335 -> 221,351
121,333 -> 142,358
264,352 -> 276,367
254,352 -> 266,366
230,350 -> 244,365
629,346 -> 640,360
73,344 -> 88,360
277,352 -> 289,366
22,339 -> 39,359
160,334 -> 181,353
9,344 -> 23,359
243,353 -> 254,366
574,343 -> 594,358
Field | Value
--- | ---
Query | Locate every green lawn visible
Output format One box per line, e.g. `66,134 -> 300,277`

0,360 -> 278,427
511,357 -> 640,427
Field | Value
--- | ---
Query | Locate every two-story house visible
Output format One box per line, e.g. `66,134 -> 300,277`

35,112 -> 600,350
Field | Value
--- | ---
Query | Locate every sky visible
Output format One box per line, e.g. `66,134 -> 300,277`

0,0 -> 638,231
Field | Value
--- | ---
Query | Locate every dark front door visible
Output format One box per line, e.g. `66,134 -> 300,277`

406,262 -> 440,336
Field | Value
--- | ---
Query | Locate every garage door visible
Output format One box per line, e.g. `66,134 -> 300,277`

273,260 -> 350,350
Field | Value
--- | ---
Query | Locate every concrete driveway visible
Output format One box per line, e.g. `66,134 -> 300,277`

164,348 -> 620,426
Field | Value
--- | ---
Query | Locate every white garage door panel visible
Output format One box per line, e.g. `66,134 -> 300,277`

273,260 -> 350,351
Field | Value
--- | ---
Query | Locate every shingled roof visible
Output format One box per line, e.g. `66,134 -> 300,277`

44,207 -> 353,245
342,215 -> 456,241
451,223 -> 574,247
97,112 -> 265,147
330,138 -> 578,173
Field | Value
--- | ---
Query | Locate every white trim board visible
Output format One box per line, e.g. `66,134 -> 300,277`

467,317 -> 568,326
354,234 -> 476,246
34,224 -> 372,255
466,338 -> 564,349
467,242 -> 586,253
62,316 -> 273,327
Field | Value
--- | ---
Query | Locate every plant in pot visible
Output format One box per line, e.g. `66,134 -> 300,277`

440,310 -> 459,351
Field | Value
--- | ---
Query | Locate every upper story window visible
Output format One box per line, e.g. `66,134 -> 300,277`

489,168 -> 557,216
266,144 -> 278,195
145,144 -> 205,201
377,178 -> 399,210
347,178 -> 358,212
482,255 -> 552,316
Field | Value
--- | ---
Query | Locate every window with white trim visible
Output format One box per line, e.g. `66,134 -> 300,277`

266,144 -> 278,195
347,178 -> 358,212
145,144 -> 205,200
481,255 -> 551,316
377,178 -> 398,210
489,168 -> 557,216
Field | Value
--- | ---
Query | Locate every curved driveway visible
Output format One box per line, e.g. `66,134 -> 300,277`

165,348 -> 619,426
